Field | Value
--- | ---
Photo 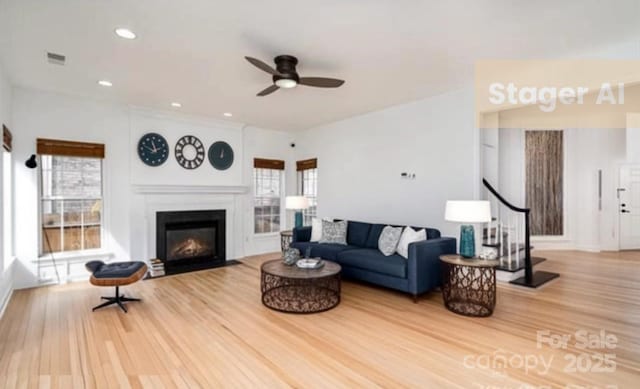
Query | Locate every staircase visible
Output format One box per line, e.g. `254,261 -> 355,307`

482,178 -> 559,287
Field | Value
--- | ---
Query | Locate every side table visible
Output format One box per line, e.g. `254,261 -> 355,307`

280,230 -> 293,252
439,254 -> 499,317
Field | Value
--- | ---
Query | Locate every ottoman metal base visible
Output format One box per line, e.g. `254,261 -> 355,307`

92,286 -> 141,313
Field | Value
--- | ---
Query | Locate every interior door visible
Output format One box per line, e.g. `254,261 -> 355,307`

620,165 -> 640,250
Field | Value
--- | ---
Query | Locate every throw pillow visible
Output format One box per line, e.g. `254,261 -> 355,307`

310,218 -> 323,242
378,226 -> 403,256
319,220 -> 348,245
396,226 -> 427,259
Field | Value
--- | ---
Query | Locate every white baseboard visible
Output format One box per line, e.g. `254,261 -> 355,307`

0,262 -> 15,320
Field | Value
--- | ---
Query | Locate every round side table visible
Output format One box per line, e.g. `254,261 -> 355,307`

280,230 -> 293,252
439,255 -> 499,317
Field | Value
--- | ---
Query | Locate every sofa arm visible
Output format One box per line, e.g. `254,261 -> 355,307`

292,226 -> 312,243
407,237 -> 457,295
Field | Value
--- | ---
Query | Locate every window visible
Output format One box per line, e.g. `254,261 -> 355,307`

297,158 -> 317,226
253,158 -> 284,234
38,138 -> 105,255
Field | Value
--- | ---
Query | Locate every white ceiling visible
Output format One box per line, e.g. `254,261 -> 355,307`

1,0 -> 639,131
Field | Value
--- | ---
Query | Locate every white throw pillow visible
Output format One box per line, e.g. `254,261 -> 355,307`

378,226 -> 403,256
310,218 -> 323,242
396,227 -> 427,259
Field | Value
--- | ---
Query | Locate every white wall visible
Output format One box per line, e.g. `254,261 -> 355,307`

12,89 -> 132,287
493,127 -> 626,251
293,88 -> 477,238
0,64 -> 14,314
627,113 -> 640,163
10,87 -> 293,289
242,126 -> 295,256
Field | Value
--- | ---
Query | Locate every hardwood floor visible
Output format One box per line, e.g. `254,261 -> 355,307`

0,250 -> 639,388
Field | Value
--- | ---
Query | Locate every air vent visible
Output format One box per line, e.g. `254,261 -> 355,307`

47,52 -> 65,65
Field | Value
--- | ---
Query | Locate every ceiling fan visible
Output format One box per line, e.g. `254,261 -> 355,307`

245,55 -> 345,96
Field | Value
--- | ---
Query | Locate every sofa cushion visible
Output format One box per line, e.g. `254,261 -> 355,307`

347,221 -> 371,247
337,249 -> 407,278
365,224 -> 386,249
290,242 -> 357,261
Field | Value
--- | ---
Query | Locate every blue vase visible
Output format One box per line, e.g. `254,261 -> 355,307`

459,225 -> 475,258
294,211 -> 303,229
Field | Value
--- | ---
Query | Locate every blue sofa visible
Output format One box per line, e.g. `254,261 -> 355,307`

291,221 -> 456,301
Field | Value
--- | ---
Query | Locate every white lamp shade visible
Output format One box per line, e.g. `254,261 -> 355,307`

444,200 -> 492,223
285,196 -> 310,210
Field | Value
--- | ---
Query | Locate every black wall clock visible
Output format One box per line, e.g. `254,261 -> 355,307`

208,141 -> 234,170
175,135 -> 205,169
138,132 -> 169,166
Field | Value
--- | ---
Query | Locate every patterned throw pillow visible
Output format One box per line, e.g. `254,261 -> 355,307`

378,226 -> 403,256
396,226 -> 427,259
319,220 -> 348,245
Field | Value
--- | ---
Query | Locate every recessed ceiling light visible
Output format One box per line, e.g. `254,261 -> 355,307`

97,80 -> 113,87
223,112 -> 233,117
171,102 -> 182,108
115,28 -> 136,40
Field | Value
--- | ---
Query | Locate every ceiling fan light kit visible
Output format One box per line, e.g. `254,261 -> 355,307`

245,54 -> 345,96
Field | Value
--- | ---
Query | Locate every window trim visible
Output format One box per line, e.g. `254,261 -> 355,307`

2,148 -> 13,270
297,158 -> 318,226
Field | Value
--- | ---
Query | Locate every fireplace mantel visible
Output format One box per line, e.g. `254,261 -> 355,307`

132,184 -> 248,195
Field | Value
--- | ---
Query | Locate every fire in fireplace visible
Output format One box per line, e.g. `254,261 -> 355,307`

156,210 -> 226,274
166,228 -> 215,261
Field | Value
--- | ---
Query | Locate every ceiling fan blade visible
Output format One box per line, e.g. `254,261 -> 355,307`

298,77 -> 345,88
257,84 -> 279,96
245,56 -> 281,76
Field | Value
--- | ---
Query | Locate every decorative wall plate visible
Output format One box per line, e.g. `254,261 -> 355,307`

175,135 -> 205,169
208,141 -> 234,170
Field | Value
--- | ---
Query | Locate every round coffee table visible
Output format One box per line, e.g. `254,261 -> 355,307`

260,259 -> 341,313
440,255 -> 499,317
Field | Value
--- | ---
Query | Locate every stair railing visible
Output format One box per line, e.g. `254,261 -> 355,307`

483,178 -> 533,282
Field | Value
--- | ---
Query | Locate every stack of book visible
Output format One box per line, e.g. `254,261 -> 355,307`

149,259 -> 165,278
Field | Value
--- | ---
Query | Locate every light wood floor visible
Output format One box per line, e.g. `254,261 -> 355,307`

0,250 -> 639,388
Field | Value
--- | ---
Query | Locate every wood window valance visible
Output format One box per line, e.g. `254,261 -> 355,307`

254,158 -> 285,170
37,138 -> 105,158
296,158 -> 317,171
3,125 -> 12,152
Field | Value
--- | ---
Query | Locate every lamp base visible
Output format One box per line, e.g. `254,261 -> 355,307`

459,225 -> 475,258
294,212 -> 303,229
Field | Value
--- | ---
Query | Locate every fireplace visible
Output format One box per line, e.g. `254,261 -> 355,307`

156,210 -> 226,274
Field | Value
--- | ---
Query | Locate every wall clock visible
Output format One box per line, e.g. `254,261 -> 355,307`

208,141 -> 234,170
175,135 -> 205,169
137,132 -> 169,166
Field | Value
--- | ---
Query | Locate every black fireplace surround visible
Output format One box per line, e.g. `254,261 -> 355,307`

156,209 -> 226,274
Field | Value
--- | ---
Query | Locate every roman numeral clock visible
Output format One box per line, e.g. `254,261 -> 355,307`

174,135 -> 205,169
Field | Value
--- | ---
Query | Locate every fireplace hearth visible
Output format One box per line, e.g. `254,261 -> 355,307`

156,210 -> 226,275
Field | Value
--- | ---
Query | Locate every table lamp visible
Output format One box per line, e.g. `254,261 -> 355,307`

445,200 -> 492,258
286,196 -> 310,229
